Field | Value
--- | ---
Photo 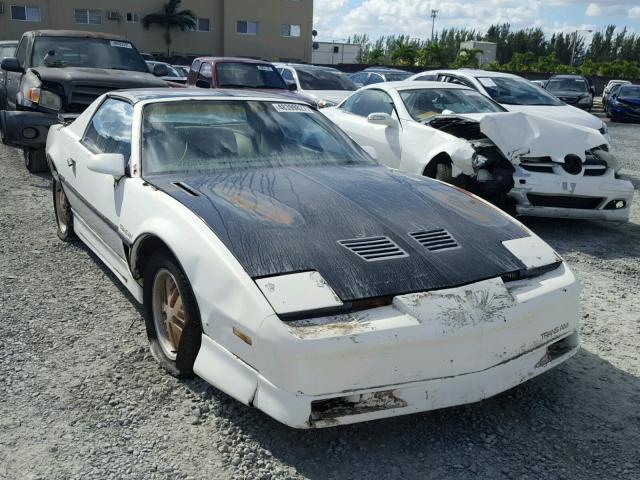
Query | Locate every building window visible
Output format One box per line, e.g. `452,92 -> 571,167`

187,17 -> 210,32
333,46 -> 339,53
197,18 -> 210,31
237,20 -> 258,35
11,5 -> 41,21
75,9 -> 102,25
126,12 -> 139,23
280,24 -> 301,37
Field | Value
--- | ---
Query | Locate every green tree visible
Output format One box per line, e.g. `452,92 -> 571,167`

452,48 -> 483,68
142,0 -> 197,57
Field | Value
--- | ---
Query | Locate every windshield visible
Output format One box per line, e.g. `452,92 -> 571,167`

476,76 -> 563,106
0,44 -> 17,60
142,100 -> 374,175
385,73 -> 411,82
173,66 -> 189,76
546,78 -> 589,93
31,37 -> 148,72
400,88 -> 505,122
216,62 -> 286,89
297,69 -> 357,91
618,85 -> 640,97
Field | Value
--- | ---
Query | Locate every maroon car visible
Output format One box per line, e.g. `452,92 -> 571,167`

186,57 -> 316,106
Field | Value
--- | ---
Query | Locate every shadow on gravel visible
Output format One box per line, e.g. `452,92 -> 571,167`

522,216 -> 640,260
184,348 -> 640,480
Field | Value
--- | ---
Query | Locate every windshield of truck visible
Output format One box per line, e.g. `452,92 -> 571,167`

31,37 -> 148,72
215,62 -> 287,89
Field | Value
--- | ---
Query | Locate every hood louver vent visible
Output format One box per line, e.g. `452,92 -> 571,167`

410,229 -> 459,252
338,236 -> 408,262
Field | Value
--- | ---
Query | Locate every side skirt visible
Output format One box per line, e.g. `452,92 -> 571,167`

73,212 -> 143,303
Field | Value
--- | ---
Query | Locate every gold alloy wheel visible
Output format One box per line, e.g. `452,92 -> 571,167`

152,269 -> 188,360
55,182 -> 69,234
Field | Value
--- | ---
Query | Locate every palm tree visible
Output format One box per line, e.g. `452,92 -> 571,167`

142,0 -> 197,58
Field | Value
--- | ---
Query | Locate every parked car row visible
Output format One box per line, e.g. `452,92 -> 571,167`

0,28 -> 635,430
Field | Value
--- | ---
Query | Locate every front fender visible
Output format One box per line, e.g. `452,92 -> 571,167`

121,180 -> 276,367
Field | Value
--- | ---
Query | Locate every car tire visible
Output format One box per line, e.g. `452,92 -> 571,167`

52,177 -> 77,242
143,251 -> 201,378
24,148 -> 48,173
435,160 -> 453,184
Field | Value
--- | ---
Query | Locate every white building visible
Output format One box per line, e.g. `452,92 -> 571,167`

460,41 -> 497,66
312,41 -> 361,65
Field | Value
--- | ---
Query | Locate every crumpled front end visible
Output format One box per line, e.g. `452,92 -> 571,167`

193,235 -> 582,428
478,112 -> 633,221
251,259 -> 580,428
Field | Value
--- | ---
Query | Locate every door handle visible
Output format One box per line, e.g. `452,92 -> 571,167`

67,157 -> 76,167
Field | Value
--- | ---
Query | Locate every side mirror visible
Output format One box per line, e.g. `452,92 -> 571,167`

287,81 -> 298,91
87,153 -> 126,178
367,112 -> 395,126
153,63 -> 169,77
195,79 -> 211,89
1,57 -> 23,73
590,85 -> 596,95
362,145 -> 378,160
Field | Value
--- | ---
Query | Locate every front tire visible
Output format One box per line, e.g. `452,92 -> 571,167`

24,148 -> 48,173
143,252 -> 201,378
434,160 -> 453,184
52,178 -> 76,242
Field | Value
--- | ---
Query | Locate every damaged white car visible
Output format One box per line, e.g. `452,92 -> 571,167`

47,89 -> 581,428
323,82 -> 633,221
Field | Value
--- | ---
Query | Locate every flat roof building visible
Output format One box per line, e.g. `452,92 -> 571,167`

0,0 -> 314,62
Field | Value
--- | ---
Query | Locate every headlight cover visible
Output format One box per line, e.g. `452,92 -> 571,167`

501,236 -> 562,281
21,71 -> 62,111
255,271 -> 343,316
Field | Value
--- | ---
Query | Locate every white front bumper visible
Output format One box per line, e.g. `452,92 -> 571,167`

511,165 -> 634,221
194,263 -> 581,428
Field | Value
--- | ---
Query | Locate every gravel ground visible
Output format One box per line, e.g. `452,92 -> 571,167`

1,117 -> 639,480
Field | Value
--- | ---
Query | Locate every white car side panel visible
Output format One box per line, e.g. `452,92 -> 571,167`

118,179 -> 276,368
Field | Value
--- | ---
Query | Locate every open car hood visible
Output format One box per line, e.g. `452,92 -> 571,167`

479,112 -> 606,163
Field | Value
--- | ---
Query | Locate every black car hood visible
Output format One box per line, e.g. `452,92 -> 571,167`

618,96 -> 640,106
146,166 -> 528,301
31,66 -> 167,87
549,90 -> 587,99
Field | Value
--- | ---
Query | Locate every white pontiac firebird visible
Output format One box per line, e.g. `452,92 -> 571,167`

46,89 -> 581,428
322,81 -> 633,222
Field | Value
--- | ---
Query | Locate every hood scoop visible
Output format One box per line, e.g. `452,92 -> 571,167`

338,236 -> 408,262
410,229 -> 459,252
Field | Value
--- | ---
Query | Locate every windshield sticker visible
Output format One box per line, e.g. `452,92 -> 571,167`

478,78 -> 497,87
110,41 -> 133,49
257,65 -> 272,71
272,103 -> 312,113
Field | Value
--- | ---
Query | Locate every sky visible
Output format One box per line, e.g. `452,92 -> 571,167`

313,0 -> 640,43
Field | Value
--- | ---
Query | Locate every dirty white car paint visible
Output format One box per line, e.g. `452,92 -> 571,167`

323,81 -> 633,222
46,89 -> 582,428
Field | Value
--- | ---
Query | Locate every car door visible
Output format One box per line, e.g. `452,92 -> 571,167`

350,72 -> 369,87
331,89 -> 402,168
62,98 -> 134,266
196,62 -> 212,88
366,73 -> 384,85
5,36 -> 29,110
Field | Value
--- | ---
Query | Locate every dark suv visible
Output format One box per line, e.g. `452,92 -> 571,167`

545,74 -> 595,111
0,30 -> 169,172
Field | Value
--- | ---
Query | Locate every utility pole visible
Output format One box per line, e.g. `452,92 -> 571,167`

430,9 -> 438,42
